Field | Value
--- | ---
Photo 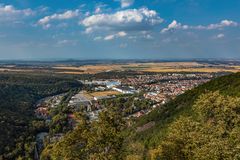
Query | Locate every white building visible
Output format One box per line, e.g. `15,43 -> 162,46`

106,81 -> 121,88
112,86 -> 136,94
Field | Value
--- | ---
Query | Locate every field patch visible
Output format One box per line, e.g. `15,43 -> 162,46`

89,91 -> 121,97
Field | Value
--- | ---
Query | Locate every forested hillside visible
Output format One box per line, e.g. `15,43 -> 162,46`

125,72 -> 240,159
0,73 -> 81,159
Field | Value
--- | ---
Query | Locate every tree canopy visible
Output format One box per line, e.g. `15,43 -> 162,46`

150,92 -> 240,160
41,107 -> 126,160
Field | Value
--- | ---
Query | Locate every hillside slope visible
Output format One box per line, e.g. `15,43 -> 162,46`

126,72 -> 240,159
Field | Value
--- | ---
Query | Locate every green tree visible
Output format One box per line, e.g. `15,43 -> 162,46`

41,113 -> 89,160
41,108 -> 126,160
154,92 -> 240,160
87,107 -> 126,160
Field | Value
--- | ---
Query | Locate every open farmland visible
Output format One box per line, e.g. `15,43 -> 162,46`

53,64 -> 123,74
0,61 -> 239,75
52,62 -> 240,74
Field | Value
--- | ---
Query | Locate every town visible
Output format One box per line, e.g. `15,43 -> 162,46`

34,72 -> 218,155
35,73 -> 218,119
36,73 -> 214,119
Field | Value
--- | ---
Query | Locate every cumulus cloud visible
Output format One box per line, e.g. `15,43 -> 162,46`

161,19 -> 238,33
104,31 -> 127,40
194,20 -> 238,30
0,4 -> 33,21
38,10 -> 79,29
81,8 -> 163,33
0,4 -> 33,16
120,0 -> 134,8
161,20 -> 188,33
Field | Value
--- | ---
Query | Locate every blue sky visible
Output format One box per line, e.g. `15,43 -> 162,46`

0,0 -> 239,60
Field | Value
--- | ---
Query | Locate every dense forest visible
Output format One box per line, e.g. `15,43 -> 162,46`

40,72 -> 240,159
0,73 -> 81,159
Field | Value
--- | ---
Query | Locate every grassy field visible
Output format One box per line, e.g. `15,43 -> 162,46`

88,91 -> 121,97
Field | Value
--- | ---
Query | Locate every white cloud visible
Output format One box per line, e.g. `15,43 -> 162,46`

85,11 -> 90,17
0,4 -> 33,21
118,31 -> 127,37
56,39 -> 77,46
37,6 -> 49,13
104,34 -> 115,41
120,0 -> 134,8
0,5 -> 33,16
84,27 -> 93,34
94,36 -> 102,41
81,8 -> 163,33
215,33 -> 225,39
104,31 -> 127,41
95,7 -> 101,14
195,20 -> 237,30
140,31 -> 154,39
57,39 -> 69,45
144,34 -> 153,39
42,24 -> 51,29
79,4 -> 86,8
161,19 -> 238,33
38,10 -> 79,29
161,20 -> 188,33
94,4 -> 107,14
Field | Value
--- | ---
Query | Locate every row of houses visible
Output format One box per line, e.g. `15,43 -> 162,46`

79,80 -> 121,88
